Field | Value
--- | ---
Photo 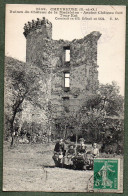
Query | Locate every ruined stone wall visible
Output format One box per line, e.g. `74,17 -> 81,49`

70,32 -> 101,93
50,32 -> 101,118
24,18 -> 101,123
26,38 -> 70,71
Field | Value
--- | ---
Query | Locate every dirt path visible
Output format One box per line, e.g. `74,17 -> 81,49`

3,142 -> 93,192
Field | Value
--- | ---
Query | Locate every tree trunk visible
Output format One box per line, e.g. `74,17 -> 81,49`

10,96 -> 25,146
9,109 -> 18,146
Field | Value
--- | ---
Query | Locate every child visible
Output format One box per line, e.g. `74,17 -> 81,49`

67,145 -> 75,156
91,143 -> 99,158
67,145 -> 75,165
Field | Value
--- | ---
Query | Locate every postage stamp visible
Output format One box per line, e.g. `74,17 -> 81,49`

94,159 -> 119,190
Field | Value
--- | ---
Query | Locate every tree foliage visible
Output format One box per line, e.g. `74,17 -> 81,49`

4,57 -> 49,137
57,82 -> 124,146
77,81 -> 124,145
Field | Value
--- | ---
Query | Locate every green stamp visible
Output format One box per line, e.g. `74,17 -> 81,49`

94,159 -> 118,189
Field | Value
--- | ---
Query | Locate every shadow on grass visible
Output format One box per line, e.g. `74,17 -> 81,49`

43,164 -> 73,170
43,165 -> 56,168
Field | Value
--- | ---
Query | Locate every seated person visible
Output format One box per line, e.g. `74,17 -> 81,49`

66,144 -> 75,165
77,138 -> 87,154
52,139 -> 66,166
54,138 -> 66,156
67,144 -> 75,156
91,143 -> 99,158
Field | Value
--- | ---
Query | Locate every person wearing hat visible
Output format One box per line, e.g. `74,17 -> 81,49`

52,138 -> 66,167
54,138 -> 66,155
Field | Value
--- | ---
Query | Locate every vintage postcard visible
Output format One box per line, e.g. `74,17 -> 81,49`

3,4 -> 126,192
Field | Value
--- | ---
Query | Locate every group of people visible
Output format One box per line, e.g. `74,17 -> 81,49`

52,138 -> 99,167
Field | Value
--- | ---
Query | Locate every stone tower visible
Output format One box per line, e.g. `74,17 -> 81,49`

23,17 -> 52,63
23,18 -> 101,122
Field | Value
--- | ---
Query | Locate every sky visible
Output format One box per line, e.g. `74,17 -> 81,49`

5,4 -> 126,95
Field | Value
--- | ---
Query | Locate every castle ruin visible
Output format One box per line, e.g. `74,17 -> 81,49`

23,17 -> 101,136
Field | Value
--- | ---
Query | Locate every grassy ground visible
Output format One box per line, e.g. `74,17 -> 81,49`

3,141 -> 123,192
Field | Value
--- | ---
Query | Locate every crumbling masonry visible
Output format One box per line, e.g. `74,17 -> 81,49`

23,17 -> 101,134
